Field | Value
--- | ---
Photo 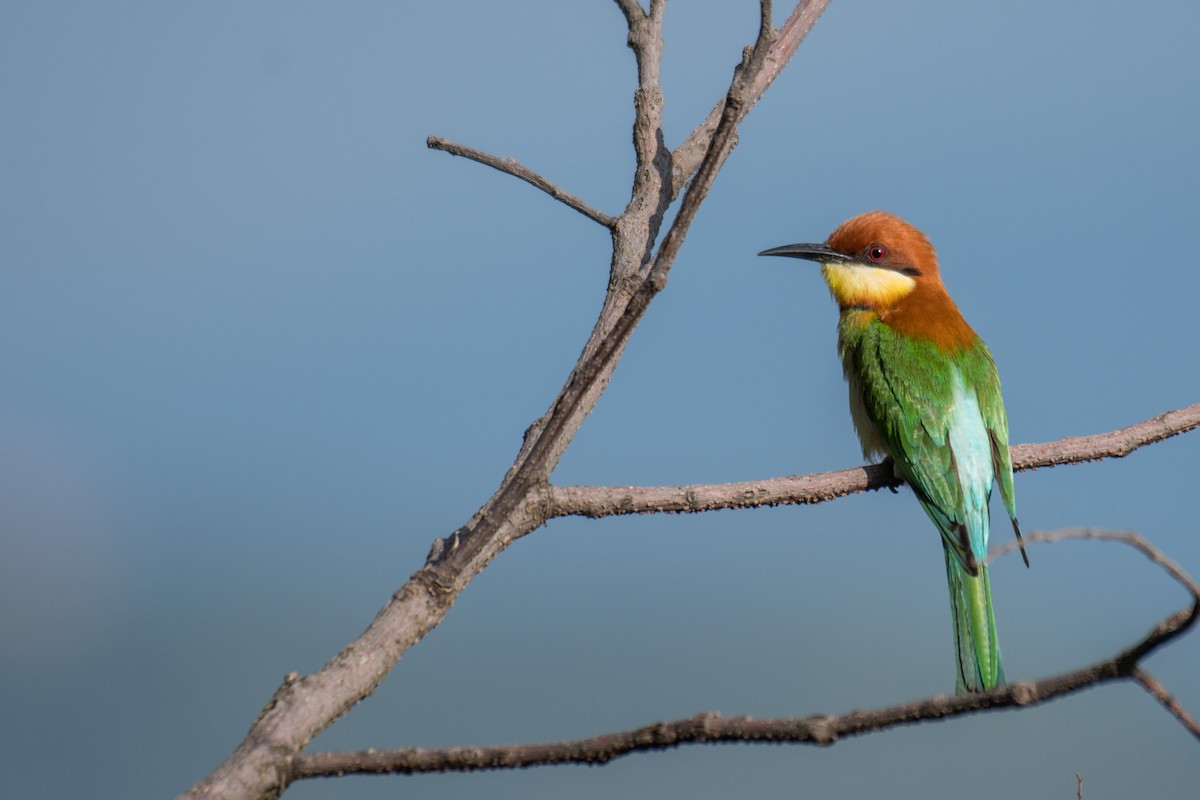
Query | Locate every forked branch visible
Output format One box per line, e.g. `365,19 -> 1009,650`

182,5 -> 829,799
290,529 -> 1199,778
179,2 -> 1193,797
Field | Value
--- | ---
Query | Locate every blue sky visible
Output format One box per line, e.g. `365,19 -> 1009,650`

2,2 -> 1198,798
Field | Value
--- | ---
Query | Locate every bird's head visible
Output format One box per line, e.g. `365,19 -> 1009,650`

759,210 -> 942,312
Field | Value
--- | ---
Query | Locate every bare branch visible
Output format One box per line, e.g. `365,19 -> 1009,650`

613,0 -> 646,28
1012,403 -> 1200,469
671,0 -> 835,196
643,45 -> 765,290
759,0 -> 775,43
1132,669 -> 1200,741
426,136 -> 617,229
183,7 -> 824,799
992,530 -> 1200,603
290,529 -> 1199,779
180,4 -> 1197,796
544,403 -> 1200,519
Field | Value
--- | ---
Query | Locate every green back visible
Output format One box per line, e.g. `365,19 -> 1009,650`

837,311 -> 1017,567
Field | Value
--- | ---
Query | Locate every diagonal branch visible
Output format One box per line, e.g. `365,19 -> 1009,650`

670,0 -> 834,196
544,403 -> 1200,519
289,529 -> 1199,778
426,135 -> 617,229
612,0 -> 646,27
182,6 -> 825,799
1131,668 -> 1200,740
425,0 -> 826,599
640,2 -> 776,293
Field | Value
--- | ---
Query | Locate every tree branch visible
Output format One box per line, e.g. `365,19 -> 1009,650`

177,2 -> 1198,795
612,0 -> 646,28
1131,668 -> 1200,741
544,403 -> 1200,519
182,6 -> 823,799
670,0 -> 835,196
1011,403 -> 1200,469
289,529 -> 1199,778
426,135 -> 617,229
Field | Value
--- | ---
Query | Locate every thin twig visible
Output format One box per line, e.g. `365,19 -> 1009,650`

642,8 -> 775,291
1131,669 -> 1200,741
544,403 -> 1200,519
426,135 -> 617,229
290,529 -> 1198,778
758,0 -> 775,43
670,0 -> 834,196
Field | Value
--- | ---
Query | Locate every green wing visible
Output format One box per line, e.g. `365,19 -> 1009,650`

968,344 -> 1020,532
839,314 -> 1015,691
839,315 -> 1001,571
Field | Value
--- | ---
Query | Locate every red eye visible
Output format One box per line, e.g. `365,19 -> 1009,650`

867,244 -> 887,262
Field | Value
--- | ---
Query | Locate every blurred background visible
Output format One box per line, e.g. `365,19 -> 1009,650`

3,2 -> 1198,797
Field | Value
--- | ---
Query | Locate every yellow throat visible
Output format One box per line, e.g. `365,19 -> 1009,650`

821,261 -> 916,310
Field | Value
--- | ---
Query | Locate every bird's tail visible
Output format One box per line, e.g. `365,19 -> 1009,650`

943,546 -> 1004,694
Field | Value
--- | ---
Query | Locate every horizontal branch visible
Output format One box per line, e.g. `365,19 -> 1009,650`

426,135 -> 617,229
290,529 -> 1199,779
1012,402 -> 1200,469
544,403 -> 1200,519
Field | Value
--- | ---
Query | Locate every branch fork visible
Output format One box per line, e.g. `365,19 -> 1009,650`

291,529 -> 1200,777
182,3 -> 1197,798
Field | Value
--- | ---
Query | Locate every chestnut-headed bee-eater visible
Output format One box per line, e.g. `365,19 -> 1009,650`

760,210 -> 1027,694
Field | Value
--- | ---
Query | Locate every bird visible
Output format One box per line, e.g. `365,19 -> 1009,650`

759,210 -> 1027,694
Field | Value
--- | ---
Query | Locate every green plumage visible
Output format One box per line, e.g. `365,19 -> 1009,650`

837,310 -> 1017,693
